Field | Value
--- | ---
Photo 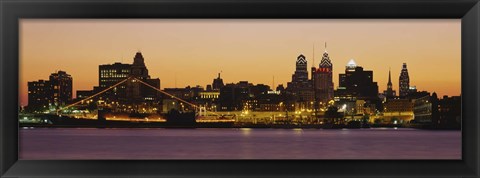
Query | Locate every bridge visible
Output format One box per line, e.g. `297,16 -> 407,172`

54,76 -> 234,123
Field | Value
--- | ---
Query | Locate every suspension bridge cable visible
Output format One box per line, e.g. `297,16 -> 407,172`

56,77 -> 132,113
133,77 -> 219,116
132,77 -> 198,108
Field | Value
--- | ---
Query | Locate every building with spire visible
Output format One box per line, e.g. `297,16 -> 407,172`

212,72 -> 224,91
312,43 -> 334,108
76,52 -> 161,112
286,54 -> 314,111
288,54 -> 309,87
126,52 -> 161,103
383,68 -> 396,99
399,63 -> 410,98
131,52 -> 150,79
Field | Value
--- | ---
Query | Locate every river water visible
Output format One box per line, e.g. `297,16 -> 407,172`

19,128 -> 461,160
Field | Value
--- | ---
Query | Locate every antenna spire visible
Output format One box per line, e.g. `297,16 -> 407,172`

325,42 -> 327,52
312,43 -> 315,67
273,75 -> 275,90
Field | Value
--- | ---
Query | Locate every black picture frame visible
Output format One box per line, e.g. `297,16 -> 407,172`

1,0 -> 479,177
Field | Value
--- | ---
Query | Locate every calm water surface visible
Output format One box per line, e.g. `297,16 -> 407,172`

19,128 -> 461,159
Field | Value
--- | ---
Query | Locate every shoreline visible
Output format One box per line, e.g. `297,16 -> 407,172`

19,123 -> 461,130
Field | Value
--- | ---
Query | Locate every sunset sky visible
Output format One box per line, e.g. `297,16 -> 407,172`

19,19 -> 461,106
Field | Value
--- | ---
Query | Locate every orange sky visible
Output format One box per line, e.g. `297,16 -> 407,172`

19,19 -> 461,106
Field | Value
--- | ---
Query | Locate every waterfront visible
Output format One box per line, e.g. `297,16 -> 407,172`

19,128 -> 461,160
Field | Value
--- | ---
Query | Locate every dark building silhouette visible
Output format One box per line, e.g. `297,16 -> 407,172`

28,80 -> 52,111
437,95 -> 461,128
413,92 -> 438,124
218,82 -> 251,111
288,54 -> 310,89
286,54 -> 314,110
49,71 -> 73,107
334,60 -> 380,112
212,73 -> 224,91
126,52 -> 161,102
76,52 -> 161,106
337,60 -> 378,100
27,71 -> 72,111
383,69 -> 396,99
276,84 -> 285,93
255,91 -> 283,111
399,63 -> 410,98
162,85 -> 205,112
131,52 -> 150,79
312,47 -> 334,106
99,62 -> 131,100
217,81 -> 277,111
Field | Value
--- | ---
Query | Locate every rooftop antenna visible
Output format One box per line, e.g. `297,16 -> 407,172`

273,75 -> 275,90
312,43 -> 315,68
324,42 -> 328,54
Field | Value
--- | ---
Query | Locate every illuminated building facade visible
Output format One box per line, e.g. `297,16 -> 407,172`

75,52 -> 161,110
399,63 -> 410,98
312,48 -> 334,107
99,62 -> 131,100
382,99 -> 414,124
27,71 -> 73,111
27,80 -> 52,111
288,54 -> 310,89
286,54 -> 314,111
413,92 -> 438,123
49,71 -> 73,107
336,60 -> 379,100
334,60 -> 380,112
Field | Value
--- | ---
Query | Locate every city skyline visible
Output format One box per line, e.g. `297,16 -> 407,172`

20,19 -> 461,105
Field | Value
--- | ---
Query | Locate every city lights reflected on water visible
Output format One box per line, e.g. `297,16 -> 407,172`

19,128 -> 461,160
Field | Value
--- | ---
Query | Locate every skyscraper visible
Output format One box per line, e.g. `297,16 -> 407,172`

336,60 -> 378,100
399,63 -> 410,98
312,44 -> 334,106
383,68 -> 396,99
286,54 -> 314,111
290,54 -> 309,86
49,71 -> 73,107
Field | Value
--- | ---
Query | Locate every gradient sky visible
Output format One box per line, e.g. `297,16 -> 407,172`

19,19 -> 461,106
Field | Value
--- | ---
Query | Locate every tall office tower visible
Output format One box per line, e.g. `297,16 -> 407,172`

337,61 -> 378,100
291,54 -> 309,87
28,71 -> 72,111
286,54 -> 314,111
49,71 -> 73,107
312,46 -> 334,105
399,63 -> 410,98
